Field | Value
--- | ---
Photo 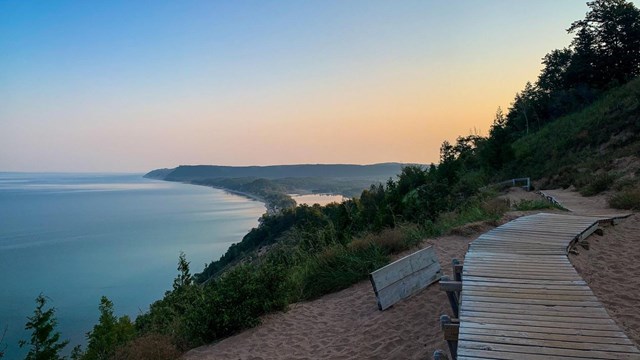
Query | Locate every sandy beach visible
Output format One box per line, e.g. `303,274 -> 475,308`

184,189 -> 639,359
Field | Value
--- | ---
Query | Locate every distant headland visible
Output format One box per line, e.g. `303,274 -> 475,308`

144,163 -> 413,213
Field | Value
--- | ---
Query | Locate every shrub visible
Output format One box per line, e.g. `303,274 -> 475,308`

579,172 -> 617,196
349,228 -> 408,255
481,198 -> 511,217
513,199 -> 555,211
297,244 -> 389,300
112,333 -> 181,360
609,186 -> 640,209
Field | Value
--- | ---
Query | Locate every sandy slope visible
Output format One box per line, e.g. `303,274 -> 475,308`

185,189 -> 639,359
542,188 -> 614,215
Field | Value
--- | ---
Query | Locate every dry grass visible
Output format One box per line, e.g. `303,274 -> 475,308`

348,228 -> 408,254
609,186 -> 640,210
113,334 -> 182,360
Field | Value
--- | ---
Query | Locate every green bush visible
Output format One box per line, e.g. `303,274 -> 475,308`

135,256 -> 293,350
609,187 -> 640,210
579,173 -> 617,196
296,244 -> 389,300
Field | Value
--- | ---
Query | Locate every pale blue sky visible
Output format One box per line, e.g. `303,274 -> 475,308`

1,1 -> 601,171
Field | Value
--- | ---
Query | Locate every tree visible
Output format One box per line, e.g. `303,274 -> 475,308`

84,297 -> 135,360
19,294 -> 69,360
173,252 -> 193,291
568,0 -> 640,87
538,48 -> 574,93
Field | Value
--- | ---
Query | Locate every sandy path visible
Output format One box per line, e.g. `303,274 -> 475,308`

183,233 -> 477,360
541,188 -> 618,215
570,214 -> 640,347
545,188 -> 639,346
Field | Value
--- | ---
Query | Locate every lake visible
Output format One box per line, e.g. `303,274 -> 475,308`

0,173 -> 265,358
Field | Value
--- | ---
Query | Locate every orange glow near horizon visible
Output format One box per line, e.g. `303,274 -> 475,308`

0,1 -> 590,172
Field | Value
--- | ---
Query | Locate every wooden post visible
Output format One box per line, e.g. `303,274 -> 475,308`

433,349 -> 450,360
440,314 -> 458,359
440,276 -> 459,318
452,259 -> 462,282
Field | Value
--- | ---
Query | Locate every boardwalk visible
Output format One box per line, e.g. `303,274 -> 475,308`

458,212 -> 640,360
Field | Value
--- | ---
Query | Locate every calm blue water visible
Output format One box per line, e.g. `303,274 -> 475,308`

0,173 -> 265,358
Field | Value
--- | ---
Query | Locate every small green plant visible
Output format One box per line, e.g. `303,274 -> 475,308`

609,186 -> 640,210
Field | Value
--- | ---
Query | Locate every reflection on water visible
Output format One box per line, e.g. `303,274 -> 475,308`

0,173 -> 265,358
290,193 -> 346,206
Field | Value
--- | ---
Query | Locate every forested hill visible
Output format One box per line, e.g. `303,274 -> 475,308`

144,163 -> 406,181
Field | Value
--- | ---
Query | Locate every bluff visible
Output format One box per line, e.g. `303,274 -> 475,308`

144,163 -> 407,182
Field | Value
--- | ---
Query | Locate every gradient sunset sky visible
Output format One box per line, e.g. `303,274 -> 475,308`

1,1 -> 601,172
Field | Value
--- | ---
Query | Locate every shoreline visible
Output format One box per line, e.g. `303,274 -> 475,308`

192,182 -> 268,209
182,181 -> 279,215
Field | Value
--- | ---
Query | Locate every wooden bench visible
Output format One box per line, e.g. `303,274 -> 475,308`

369,246 -> 441,310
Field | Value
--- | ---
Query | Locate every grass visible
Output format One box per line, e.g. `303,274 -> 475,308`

512,199 -> 558,211
400,196 -> 510,240
295,243 -> 389,300
609,186 -> 640,210
579,172 -> 617,196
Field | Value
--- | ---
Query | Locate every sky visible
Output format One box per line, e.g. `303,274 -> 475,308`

0,1 -> 598,172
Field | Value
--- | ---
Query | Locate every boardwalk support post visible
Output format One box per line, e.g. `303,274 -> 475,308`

439,275 -> 459,318
452,258 -> 462,282
440,314 -> 458,360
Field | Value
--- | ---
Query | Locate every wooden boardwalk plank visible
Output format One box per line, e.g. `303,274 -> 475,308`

460,327 -> 635,345
454,213 -> 639,360
458,333 -> 640,353
459,342 -> 640,359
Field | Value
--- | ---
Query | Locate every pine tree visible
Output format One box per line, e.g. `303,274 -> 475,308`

84,296 -> 135,360
19,294 -> 69,360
